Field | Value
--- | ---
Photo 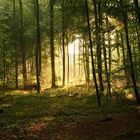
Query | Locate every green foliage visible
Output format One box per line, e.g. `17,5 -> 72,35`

0,0 -> 139,102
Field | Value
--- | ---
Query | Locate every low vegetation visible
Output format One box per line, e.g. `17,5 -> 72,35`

0,86 -> 140,140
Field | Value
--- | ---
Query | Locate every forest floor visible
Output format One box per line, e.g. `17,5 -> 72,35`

0,86 -> 140,140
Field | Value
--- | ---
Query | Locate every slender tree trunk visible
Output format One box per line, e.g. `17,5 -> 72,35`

102,31 -> 111,97
50,0 -> 56,88
66,33 -> 69,83
62,0 -> 65,86
85,44 -> 90,87
13,0 -> 18,88
34,0 -> 41,93
83,38 -> 90,88
136,29 -> 140,54
78,46 -> 81,79
93,0 -> 104,93
120,33 -> 130,86
134,0 -> 140,28
135,18 -> 140,53
85,0 -> 101,106
19,0 -> 27,88
98,4 -> 111,97
116,31 -> 120,63
132,29 -> 138,81
73,42 -> 76,78
2,40 -> 6,95
83,42 -> 87,86
120,0 -> 140,104
134,18 -> 140,75
106,15 -> 112,98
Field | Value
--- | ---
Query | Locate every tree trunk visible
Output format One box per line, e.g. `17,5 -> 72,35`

34,0 -> 41,93
78,45 -> 81,79
73,42 -> 76,78
66,33 -> 69,83
120,0 -> 140,104
102,31 -> 111,98
62,0 -> 65,86
132,27 -> 138,81
83,38 -> 90,88
2,40 -> 6,95
93,0 -> 104,93
85,44 -> 90,87
106,15 -> 112,98
116,31 -> 120,64
85,0 -> 101,106
120,33 -> 130,86
134,0 -> 140,28
50,0 -> 56,88
13,0 -> 18,88
19,0 -> 27,88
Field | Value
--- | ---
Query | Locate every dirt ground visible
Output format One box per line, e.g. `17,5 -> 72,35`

0,113 -> 140,140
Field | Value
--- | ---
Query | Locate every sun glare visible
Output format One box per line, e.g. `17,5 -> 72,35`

68,39 -> 80,56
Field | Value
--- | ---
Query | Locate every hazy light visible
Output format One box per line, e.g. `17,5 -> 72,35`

68,39 -> 80,56
126,93 -> 134,100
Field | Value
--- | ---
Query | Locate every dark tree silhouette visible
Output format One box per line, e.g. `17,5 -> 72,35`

85,0 -> 101,106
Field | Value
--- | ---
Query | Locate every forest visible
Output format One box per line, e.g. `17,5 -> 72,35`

0,0 -> 140,139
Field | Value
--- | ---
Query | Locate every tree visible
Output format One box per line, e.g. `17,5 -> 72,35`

120,0 -> 140,104
50,0 -> 56,88
2,39 -> 6,95
83,36 -> 90,88
120,32 -> 130,86
13,0 -> 18,88
92,0 -> 104,93
62,0 -> 65,86
133,0 -> 140,28
34,0 -> 41,93
66,32 -> 69,83
18,0 -> 27,88
85,0 -> 101,106
106,15 -> 112,98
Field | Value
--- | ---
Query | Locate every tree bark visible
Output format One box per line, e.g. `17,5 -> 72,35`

83,38 -> 90,88
73,42 -> 76,78
19,0 -> 27,88
66,33 -> 69,83
116,31 -> 120,64
134,0 -> 140,28
106,15 -> 112,98
120,0 -> 140,104
2,40 -> 6,95
50,0 -> 56,88
102,30 -> 111,98
120,33 -> 130,86
34,0 -> 41,93
62,0 -> 65,86
13,0 -> 18,88
85,0 -> 101,106
93,0 -> 104,93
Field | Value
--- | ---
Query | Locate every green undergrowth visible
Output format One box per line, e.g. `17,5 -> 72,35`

0,87 -> 137,129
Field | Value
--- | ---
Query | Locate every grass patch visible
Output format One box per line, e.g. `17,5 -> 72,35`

0,87 -> 137,129
0,87 -> 139,140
